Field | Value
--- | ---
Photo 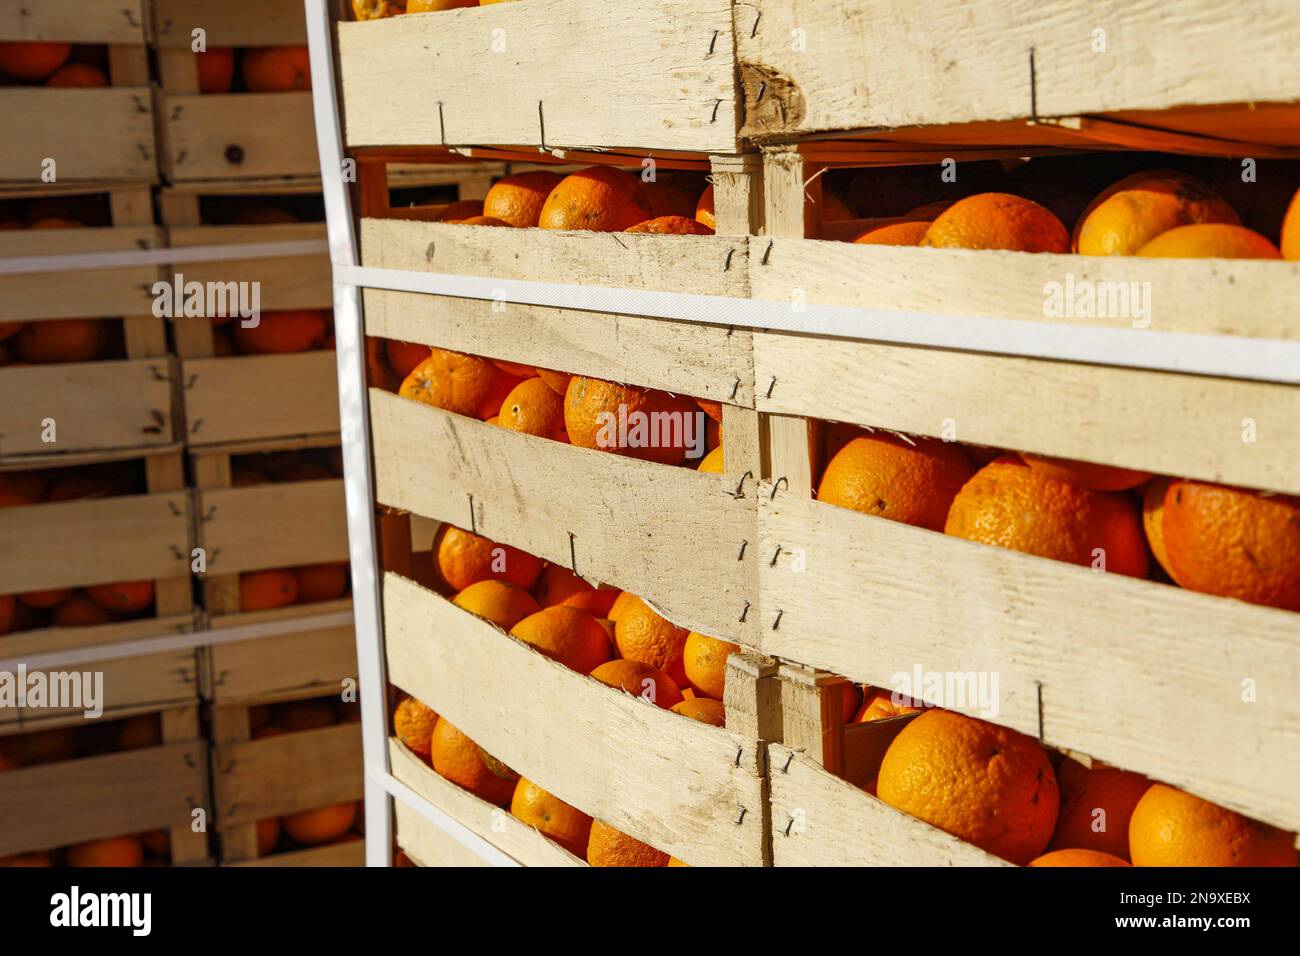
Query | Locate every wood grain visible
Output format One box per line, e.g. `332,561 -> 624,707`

166,222 -> 331,312
152,0 -> 307,47
198,478 -> 349,576
0,0 -> 147,44
215,723 -> 363,826
206,619 -> 356,705
183,352 -> 340,447
0,88 -> 155,182
161,92 -> 318,181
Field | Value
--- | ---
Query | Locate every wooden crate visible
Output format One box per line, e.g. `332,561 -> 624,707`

0,1 -> 155,183
383,573 -> 768,867
0,705 -> 210,865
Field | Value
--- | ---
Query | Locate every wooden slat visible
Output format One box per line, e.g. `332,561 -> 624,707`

0,492 -> 190,593
206,618 -> 357,705
757,487 -> 1300,832
371,389 -> 757,642
363,289 -> 753,405
232,839 -> 364,867
166,223 -> 331,311
161,93 -> 318,181
0,0 -> 147,44
198,479 -> 348,576
152,0 -> 306,47
768,745 -> 1012,867
390,741 -> 586,867
0,360 -> 175,457
214,723 -> 363,826
0,89 -> 155,182
338,0 -> 739,153
360,219 -> 748,299
183,352 -> 340,446
0,614 -> 193,671
0,226 -> 162,321
755,333 -> 1300,496
384,574 -> 767,867
0,743 -> 207,857
737,0 -> 1300,140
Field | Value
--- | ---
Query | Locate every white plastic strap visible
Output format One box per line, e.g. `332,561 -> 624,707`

0,239 -> 330,276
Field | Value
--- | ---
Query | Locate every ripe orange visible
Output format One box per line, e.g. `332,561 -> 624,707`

586,819 -> 669,867
538,167 -> 652,232
1074,171 -> 1240,256
614,597 -> 689,685
590,659 -> 683,710
1141,476 -> 1175,578
532,564 -> 618,616
1029,848 -> 1130,867
492,359 -> 536,378
51,594 -> 116,627
257,818 -> 281,856
535,368 -> 571,396
67,835 -> 144,868
1021,453 -> 1150,492
695,184 -> 716,230
945,456 -> 1149,578
1282,186 -> 1300,260
510,777 -> 592,857
920,193 -> 1069,253
851,218 -> 930,245
509,605 -> 613,674
44,63 -> 107,87
400,347 -> 523,420
625,215 -> 714,235
432,524 -> 543,591
232,310 -> 329,354
696,446 -> 723,474
1128,784 -> 1297,867
239,569 -> 300,611
0,42 -> 71,80
819,432 -> 975,532
496,376 -> 569,441
1048,758 -> 1150,860
1157,480 -> 1300,610
407,0 -> 476,10
140,829 -> 170,857
482,171 -> 564,228
430,717 -> 519,806
386,339 -> 431,379
1136,223 -> 1280,259
117,715 -> 161,751
282,802 -> 357,846
606,590 -> 636,622
294,563 -> 349,603
196,47 -> 235,94
13,319 -> 108,363
564,376 -> 698,466
877,709 -> 1059,865
84,580 -> 153,614
643,173 -> 706,219
352,0 -> 407,14
393,696 -> 439,761
434,199 -> 484,221
17,588 -> 73,609
452,579 -> 541,630
241,46 -> 311,93
447,215 -> 510,226
855,687 -> 921,722
681,632 -> 739,700
670,697 -> 725,726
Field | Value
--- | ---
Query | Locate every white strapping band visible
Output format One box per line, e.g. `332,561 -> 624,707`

0,239 -> 331,276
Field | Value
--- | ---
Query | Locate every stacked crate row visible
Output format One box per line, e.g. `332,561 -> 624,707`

328,0 -> 1300,867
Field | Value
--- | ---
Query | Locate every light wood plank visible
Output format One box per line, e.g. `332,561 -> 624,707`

0,88 -> 155,182
0,0 -> 147,44
183,352 -> 340,447
0,651 -> 198,729
757,487 -> 1300,832
384,574 -> 767,867
207,623 -> 357,705
161,706 -> 211,864
166,223 -> 331,312
198,478 -> 348,576
214,723 -> 363,827
396,800 -> 491,868
152,0 -> 307,47
161,92 -> 319,181
370,389 -> 757,643
0,226 -> 161,321
233,839 -> 364,867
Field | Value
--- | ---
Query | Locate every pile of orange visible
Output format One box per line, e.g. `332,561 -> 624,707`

0,42 -> 107,87
187,46 -> 310,95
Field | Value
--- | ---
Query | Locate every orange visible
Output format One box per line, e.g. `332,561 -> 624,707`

1136,223 -> 1280,259
282,802 -> 357,846
4,727 -> 76,766
434,199 -> 484,221
353,0 -> 407,16
13,319 -> 108,364
1282,186 -> 1300,260
538,166 -> 652,232
695,184 -> 715,230
878,709 -> 1059,865
536,368 -> 571,396
606,590 -> 636,622
407,0 -> 476,10
433,524 -> 543,591
400,347 -> 523,420
855,687 -> 921,722
256,817 -> 282,855
0,594 -> 15,635
1048,758 -> 1150,860
67,835 -> 144,868
393,696 -> 439,760
944,456 -> 1149,578
614,597 -> 689,685
509,605 -> 613,674
140,829 -> 170,857
1157,479 -> 1300,611
510,777 -> 593,857
448,215 -> 510,226
241,46 -> 311,93
819,432 -> 975,532
294,563 -> 349,603
586,820 -> 669,867
681,632 -> 739,700
1074,171 -> 1240,256
492,359 -> 536,378
17,588 -> 73,609
386,339 -> 431,379
239,569 -> 300,611
1128,784 -> 1297,867
0,42 -> 71,80
1021,453 -> 1150,492
482,171 -> 564,228
430,717 -> 519,805
850,219 -> 930,245
44,63 -> 107,87
590,659 -> 683,710
625,215 -> 714,235
51,593 -> 115,627
644,173 -> 706,219
496,376 -> 569,441
531,564 -> 618,616
1141,476 -> 1175,578
1029,849 -> 1130,867
117,715 -> 161,751
452,579 -> 541,630
696,446 -> 723,474
232,310 -> 329,354
84,580 -> 153,614
564,376 -> 698,466
196,47 -> 235,94
670,697 -> 725,727
920,193 -> 1069,253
